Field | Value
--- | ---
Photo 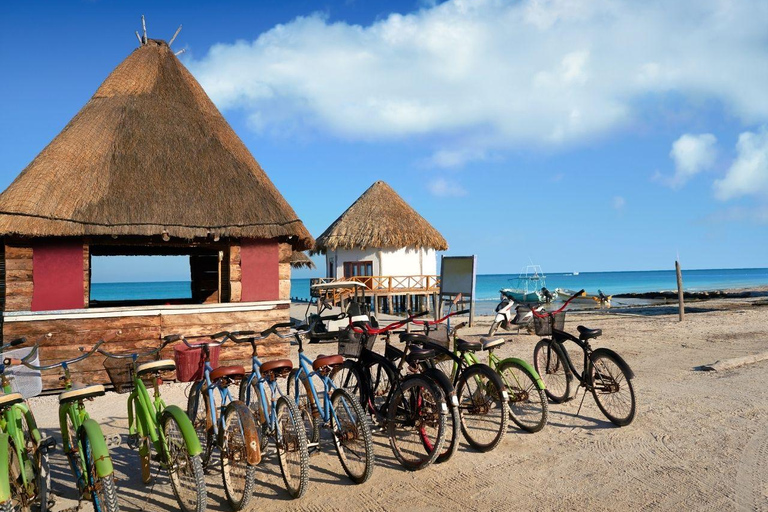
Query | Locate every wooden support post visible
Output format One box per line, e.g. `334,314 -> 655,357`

676,260 -> 685,322
388,295 -> 394,315
373,295 -> 378,315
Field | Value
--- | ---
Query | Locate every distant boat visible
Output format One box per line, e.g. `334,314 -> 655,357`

503,265 -> 548,303
556,288 -> 611,304
573,271 -> 580,276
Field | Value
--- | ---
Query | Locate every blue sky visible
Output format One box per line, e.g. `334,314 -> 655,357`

2,0 -> 767,282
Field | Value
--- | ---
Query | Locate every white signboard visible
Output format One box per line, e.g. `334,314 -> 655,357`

439,255 -> 477,325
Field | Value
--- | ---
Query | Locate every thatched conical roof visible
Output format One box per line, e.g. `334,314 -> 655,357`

290,251 -> 315,269
312,181 -> 447,254
0,39 -> 312,249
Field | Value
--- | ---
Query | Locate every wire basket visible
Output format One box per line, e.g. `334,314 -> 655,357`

103,354 -> 160,394
3,347 -> 42,398
337,327 -> 376,358
424,323 -> 451,349
533,311 -> 566,336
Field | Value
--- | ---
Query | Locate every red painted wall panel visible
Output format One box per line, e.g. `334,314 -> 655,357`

32,241 -> 84,311
240,240 -> 279,302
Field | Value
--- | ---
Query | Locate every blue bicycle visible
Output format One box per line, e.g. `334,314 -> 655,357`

226,327 -> 310,499
182,335 -> 260,511
280,322 -> 374,484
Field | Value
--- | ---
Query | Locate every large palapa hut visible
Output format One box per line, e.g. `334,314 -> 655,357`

312,181 -> 447,313
0,37 -> 312,387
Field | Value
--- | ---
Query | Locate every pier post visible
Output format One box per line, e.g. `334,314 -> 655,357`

676,260 -> 685,322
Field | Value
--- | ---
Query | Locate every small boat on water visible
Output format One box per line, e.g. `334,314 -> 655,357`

502,265 -> 549,303
556,288 -> 612,305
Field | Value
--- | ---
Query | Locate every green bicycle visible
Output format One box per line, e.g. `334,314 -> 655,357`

0,335 -> 55,512
17,336 -> 120,512
98,336 -> 206,512
415,314 -> 549,433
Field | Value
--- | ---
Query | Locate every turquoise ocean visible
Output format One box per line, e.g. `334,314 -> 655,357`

92,268 -> 768,306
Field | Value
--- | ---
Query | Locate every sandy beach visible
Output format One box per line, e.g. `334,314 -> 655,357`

26,292 -> 768,512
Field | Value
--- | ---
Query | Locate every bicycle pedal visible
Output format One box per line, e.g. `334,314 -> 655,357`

106,434 -> 122,449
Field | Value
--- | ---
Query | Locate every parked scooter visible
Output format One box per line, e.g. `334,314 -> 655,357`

488,290 -> 544,336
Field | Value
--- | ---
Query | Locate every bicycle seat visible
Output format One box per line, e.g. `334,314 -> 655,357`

0,392 -> 24,408
577,326 -> 602,340
480,337 -> 505,350
399,332 -> 429,344
456,339 -> 482,352
210,365 -> 246,382
137,359 -> 176,377
59,385 -> 105,404
260,359 -> 293,377
313,354 -> 344,371
406,346 -> 435,364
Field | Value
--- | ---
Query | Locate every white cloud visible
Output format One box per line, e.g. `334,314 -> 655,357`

705,206 -> 768,225
186,0 -> 768,166
428,177 -> 467,197
612,196 -> 626,210
659,133 -> 718,189
714,127 -> 768,200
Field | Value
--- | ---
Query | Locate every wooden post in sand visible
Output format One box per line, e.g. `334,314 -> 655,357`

676,260 -> 685,321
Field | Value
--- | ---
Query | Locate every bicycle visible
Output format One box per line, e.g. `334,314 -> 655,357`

14,335 -> 120,512
531,289 -> 637,426
98,336 -> 206,512
229,326 -> 310,498
392,312 -> 509,455
0,335 -> 55,512
184,335 -> 260,510
277,322 -> 375,484
331,311 -> 449,471
416,313 -> 549,433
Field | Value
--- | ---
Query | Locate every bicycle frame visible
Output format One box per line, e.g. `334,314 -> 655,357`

291,351 -> 349,427
548,330 -> 594,386
199,359 -> 238,437
242,354 -> 290,432
0,371 -> 43,495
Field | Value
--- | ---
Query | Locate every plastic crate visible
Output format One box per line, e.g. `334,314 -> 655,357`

174,343 -> 220,382
533,311 -> 566,336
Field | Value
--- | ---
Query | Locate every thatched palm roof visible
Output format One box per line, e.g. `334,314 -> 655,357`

0,39 -> 312,250
312,181 -> 447,254
290,251 -> 315,269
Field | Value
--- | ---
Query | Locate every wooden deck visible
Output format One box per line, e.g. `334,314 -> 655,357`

310,275 -> 440,314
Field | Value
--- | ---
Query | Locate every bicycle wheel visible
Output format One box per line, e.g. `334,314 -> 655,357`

456,365 -> 508,452
185,382 -> 214,467
365,358 -> 395,418
387,376 -> 446,471
161,413 -> 207,512
533,339 -> 572,403
63,414 -> 85,493
80,428 -> 119,512
8,409 -> 50,512
330,388 -> 374,484
220,402 -> 257,510
287,369 -> 320,444
238,378 -> 269,452
275,396 -> 309,499
590,352 -> 637,426
331,361 -> 364,404
418,364 -> 459,464
497,360 -> 548,433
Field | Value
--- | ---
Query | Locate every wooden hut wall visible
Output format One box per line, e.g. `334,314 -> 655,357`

4,243 -> 33,312
279,243 -> 292,300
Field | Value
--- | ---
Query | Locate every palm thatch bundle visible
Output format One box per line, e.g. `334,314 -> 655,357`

0,39 -> 312,250
312,181 -> 447,254
290,251 -> 315,269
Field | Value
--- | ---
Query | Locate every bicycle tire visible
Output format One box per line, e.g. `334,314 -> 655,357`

63,414 -> 85,495
387,376 -> 446,471
275,396 -> 310,499
590,351 -> 637,426
365,357 -> 396,419
37,446 -> 50,512
533,339 -> 572,403
161,413 -> 207,512
8,408 -> 50,512
496,360 -> 548,433
417,365 -> 459,464
238,378 -> 270,452
455,364 -> 508,452
220,402 -> 257,510
330,360 -> 364,405
80,428 -> 119,512
330,389 -> 374,484
287,369 -> 321,444
185,382 -> 215,468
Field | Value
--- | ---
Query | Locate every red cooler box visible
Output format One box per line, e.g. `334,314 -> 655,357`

174,343 -> 220,382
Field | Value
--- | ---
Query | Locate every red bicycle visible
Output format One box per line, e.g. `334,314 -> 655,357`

531,290 -> 637,426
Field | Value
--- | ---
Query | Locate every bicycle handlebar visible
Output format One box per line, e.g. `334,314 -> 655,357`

411,308 -> 469,326
530,289 -> 585,317
350,311 -> 430,335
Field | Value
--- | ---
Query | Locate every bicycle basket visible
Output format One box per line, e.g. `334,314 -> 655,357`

3,347 -> 42,398
424,323 -> 450,349
337,326 -> 376,358
533,311 -> 566,336
103,354 -> 160,394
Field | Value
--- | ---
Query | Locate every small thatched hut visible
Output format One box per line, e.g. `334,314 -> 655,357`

0,38 -> 311,387
290,251 -> 315,269
312,181 -> 446,312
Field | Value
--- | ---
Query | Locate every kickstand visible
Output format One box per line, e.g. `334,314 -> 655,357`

575,387 -> 588,417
